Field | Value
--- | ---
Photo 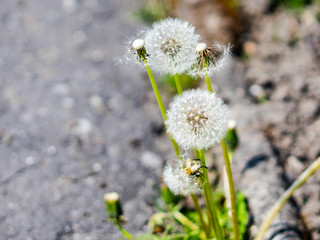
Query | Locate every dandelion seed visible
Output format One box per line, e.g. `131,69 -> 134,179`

163,158 -> 202,196
144,18 -> 200,75
190,42 -> 231,77
166,89 -> 229,150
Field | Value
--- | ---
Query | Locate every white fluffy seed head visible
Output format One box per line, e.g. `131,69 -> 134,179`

144,18 -> 200,75
132,39 -> 145,50
166,89 -> 229,150
196,43 -> 207,52
163,159 -> 202,196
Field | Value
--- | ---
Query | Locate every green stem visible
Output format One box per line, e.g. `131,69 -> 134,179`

205,73 -> 213,93
144,60 -> 167,120
255,156 -> 320,240
143,60 -> 181,158
191,194 -> 210,239
174,73 -> 183,95
198,149 -> 224,240
228,151 -> 234,164
117,224 -> 133,239
221,139 -> 239,240
204,71 -> 236,239
173,211 -> 199,231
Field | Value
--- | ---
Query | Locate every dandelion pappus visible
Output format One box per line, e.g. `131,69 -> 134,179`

185,158 -> 208,179
196,45 -> 224,71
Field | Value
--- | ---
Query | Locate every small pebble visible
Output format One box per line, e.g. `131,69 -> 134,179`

47,145 -> 57,155
92,162 -> 102,173
249,84 -> 264,97
89,95 -> 104,112
73,118 -> 93,139
25,156 -> 35,165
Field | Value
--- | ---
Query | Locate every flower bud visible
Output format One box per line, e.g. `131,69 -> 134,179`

225,119 -> 239,153
104,192 -> 123,223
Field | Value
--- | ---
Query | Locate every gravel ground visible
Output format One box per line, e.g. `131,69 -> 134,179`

1,0 -> 320,239
177,0 -> 320,238
0,1 -> 170,239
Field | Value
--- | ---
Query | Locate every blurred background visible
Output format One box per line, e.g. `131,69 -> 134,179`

0,0 -> 319,239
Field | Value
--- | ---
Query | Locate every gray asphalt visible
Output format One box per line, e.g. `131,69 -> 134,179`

0,1 -> 166,239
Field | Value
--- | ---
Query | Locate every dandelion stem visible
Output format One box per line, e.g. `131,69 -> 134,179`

198,149 -> 224,240
221,139 -> 239,240
255,156 -> 320,240
117,223 -> 133,239
143,59 -> 181,158
205,73 -> 213,92
144,60 -> 167,120
174,73 -> 183,95
173,211 -> 199,231
191,193 -> 210,238
204,71 -> 238,239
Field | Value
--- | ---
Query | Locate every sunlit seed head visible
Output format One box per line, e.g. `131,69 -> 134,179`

144,18 -> 200,75
166,89 -> 229,150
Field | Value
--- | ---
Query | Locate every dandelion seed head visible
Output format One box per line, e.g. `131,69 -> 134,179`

190,42 -> 231,78
166,89 -> 229,150
163,159 -> 202,196
144,18 -> 200,75
116,29 -> 149,67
